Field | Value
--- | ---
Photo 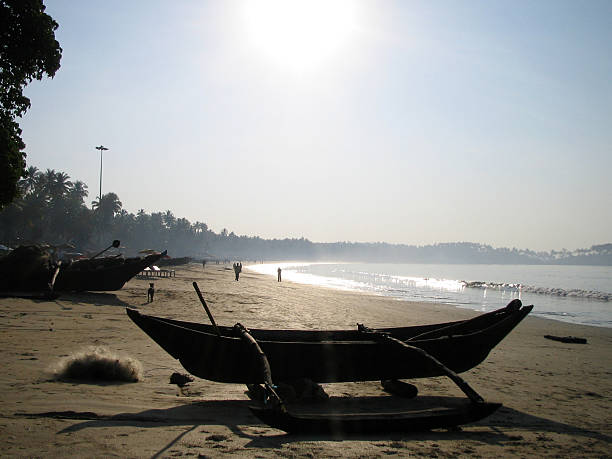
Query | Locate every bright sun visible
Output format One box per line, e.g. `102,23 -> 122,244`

243,0 -> 360,72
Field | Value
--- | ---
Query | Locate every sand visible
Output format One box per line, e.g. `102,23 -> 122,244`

0,263 -> 610,458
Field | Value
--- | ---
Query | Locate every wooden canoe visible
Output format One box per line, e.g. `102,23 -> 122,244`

54,251 -> 165,292
126,300 -> 532,384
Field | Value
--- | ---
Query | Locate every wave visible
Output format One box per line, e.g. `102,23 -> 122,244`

310,268 -> 612,302
462,281 -> 611,302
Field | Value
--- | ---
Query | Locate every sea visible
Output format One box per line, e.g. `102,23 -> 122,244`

247,262 -> 612,328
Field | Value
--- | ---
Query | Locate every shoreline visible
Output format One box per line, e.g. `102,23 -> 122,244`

246,261 -> 612,329
1,263 -> 610,457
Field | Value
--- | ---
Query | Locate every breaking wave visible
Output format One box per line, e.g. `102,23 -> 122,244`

462,281 -> 611,302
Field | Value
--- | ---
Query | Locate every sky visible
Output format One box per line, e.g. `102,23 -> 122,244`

19,0 -> 612,251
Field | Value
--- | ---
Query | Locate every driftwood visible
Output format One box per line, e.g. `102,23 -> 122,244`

544,335 -> 587,344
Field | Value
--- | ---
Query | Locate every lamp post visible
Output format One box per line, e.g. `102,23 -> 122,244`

95,145 -> 109,200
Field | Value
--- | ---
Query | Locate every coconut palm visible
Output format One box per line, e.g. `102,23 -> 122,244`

49,171 -> 72,200
92,192 -> 122,219
19,166 -> 41,194
68,180 -> 88,205
40,168 -> 56,194
194,221 -> 208,234
163,210 -> 176,229
92,192 -> 123,243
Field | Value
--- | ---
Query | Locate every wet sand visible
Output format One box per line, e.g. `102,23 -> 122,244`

0,263 -> 610,457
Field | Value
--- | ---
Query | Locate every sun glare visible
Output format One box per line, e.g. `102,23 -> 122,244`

243,0 -> 359,72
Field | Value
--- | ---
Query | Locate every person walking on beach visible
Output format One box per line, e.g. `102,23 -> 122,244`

233,262 -> 242,281
147,283 -> 155,303
202,259 -> 206,269
277,267 -> 282,282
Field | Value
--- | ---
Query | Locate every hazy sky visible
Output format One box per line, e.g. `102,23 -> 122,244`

20,0 -> 612,251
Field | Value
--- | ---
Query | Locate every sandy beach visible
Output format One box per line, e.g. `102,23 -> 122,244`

0,263 -> 610,458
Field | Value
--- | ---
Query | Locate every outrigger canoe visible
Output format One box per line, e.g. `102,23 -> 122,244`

127,292 -> 531,433
126,299 -> 532,384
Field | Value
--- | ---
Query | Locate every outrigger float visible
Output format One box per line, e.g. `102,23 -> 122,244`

126,283 -> 532,434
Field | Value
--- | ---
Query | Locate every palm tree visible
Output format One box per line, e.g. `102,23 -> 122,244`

92,192 -> 123,219
68,180 -> 88,205
49,171 -> 72,200
19,166 -> 40,194
193,221 -> 208,234
163,210 -> 176,229
40,168 -> 56,196
91,192 -> 122,244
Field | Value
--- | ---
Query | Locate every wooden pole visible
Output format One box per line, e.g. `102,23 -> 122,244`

358,325 -> 484,404
234,322 -> 285,410
90,240 -> 120,259
192,282 -> 221,337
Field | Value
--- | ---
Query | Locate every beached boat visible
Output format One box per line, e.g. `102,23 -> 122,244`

0,245 -> 59,297
127,293 -> 531,433
54,250 -> 166,292
126,299 -> 531,384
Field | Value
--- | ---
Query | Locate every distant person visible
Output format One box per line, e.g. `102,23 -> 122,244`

202,260 -> 206,269
147,283 -> 155,302
233,263 -> 241,281
277,267 -> 282,282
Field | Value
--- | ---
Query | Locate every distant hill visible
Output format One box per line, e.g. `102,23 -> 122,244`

305,241 -> 612,265
207,239 -> 612,266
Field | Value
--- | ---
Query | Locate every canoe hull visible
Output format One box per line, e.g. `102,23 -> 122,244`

55,252 -> 164,292
126,302 -> 532,384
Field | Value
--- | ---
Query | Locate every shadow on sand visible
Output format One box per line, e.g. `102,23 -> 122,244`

17,395 -> 611,448
57,292 -> 129,307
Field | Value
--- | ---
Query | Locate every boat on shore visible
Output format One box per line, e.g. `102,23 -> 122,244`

0,242 -> 165,295
0,245 -> 58,297
127,294 -> 531,433
54,250 -> 165,292
126,299 -> 532,384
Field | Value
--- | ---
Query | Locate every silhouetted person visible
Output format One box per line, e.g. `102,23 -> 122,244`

147,283 -> 155,302
202,260 -> 206,269
233,263 -> 241,281
277,267 -> 282,282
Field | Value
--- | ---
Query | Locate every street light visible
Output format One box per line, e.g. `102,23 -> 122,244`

95,145 -> 109,200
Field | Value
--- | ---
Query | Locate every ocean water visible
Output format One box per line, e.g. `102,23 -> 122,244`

247,262 -> 612,328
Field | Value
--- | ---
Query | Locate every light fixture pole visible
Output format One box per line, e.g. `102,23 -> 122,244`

95,145 -> 109,200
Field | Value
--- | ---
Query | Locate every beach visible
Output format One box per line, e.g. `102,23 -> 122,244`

1,263 -> 610,458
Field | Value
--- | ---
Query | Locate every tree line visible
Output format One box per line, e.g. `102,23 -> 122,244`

0,166 -> 610,265
0,166 -> 318,259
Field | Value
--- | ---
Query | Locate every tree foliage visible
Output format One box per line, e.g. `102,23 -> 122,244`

0,0 -> 62,208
